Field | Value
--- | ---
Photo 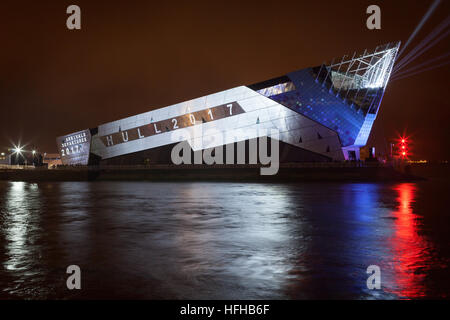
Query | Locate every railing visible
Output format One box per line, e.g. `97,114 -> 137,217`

50,161 -> 388,171
0,164 -> 36,170
1,161 -> 390,171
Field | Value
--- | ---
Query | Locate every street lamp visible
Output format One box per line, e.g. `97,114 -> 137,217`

13,146 -> 23,154
11,144 -> 24,166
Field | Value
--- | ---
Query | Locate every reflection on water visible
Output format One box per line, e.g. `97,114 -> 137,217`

4,182 -> 32,271
385,183 -> 433,298
0,179 -> 448,299
1,182 -> 48,297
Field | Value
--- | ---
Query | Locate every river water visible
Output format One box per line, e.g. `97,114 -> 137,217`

0,165 -> 449,299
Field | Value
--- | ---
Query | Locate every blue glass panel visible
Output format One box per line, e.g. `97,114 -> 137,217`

268,68 -> 378,147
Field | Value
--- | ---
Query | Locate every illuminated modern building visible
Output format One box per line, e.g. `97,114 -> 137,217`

57,42 -> 400,165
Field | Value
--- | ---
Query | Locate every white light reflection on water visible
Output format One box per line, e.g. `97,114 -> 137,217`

169,183 -> 302,299
55,182 -> 305,299
3,182 -> 40,272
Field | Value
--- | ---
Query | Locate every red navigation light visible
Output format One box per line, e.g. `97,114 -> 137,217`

394,133 -> 412,159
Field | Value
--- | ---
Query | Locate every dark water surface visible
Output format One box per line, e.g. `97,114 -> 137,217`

0,165 -> 449,299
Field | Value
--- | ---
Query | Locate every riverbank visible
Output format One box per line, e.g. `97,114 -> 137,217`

0,163 -> 424,182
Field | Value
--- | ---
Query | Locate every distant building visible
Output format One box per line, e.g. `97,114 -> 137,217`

2,149 -> 44,166
43,153 -> 62,168
9,152 -> 26,165
0,151 -> 9,165
360,146 -> 376,161
56,42 -> 400,166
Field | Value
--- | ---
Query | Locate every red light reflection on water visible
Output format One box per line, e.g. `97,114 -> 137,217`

387,183 -> 431,299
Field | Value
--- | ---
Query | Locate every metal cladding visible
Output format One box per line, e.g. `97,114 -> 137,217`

56,129 -> 92,165
56,42 -> 400,165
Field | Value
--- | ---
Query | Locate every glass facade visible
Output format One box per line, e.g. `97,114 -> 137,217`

257,42 -> 400,147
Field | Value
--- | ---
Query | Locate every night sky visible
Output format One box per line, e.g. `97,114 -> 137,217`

1,0 -> 449,160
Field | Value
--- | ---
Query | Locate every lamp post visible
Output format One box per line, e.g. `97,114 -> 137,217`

11,145 -> 25,166
10,144 -> 41,167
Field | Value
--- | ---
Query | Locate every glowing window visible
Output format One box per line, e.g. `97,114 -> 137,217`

256,82 -> 296,97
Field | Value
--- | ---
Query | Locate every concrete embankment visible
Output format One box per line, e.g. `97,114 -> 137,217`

0,164 -> 423,182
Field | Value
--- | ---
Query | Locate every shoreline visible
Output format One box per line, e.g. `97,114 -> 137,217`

0,163 -> 424,182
